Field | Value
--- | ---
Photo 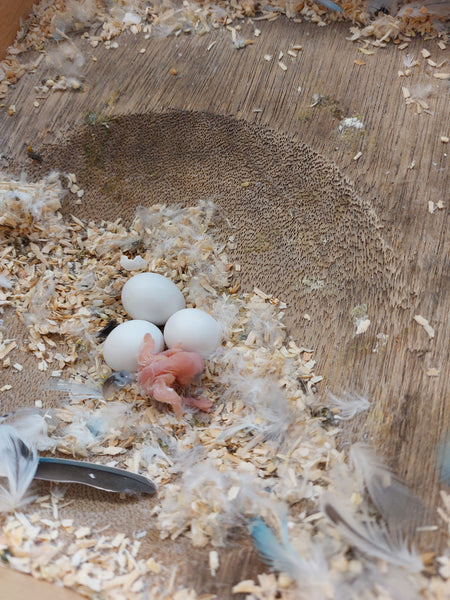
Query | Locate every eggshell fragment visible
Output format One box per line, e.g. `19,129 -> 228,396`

103,320 -> 164,372
164,308 -> 222,358
121,273 -> 185,325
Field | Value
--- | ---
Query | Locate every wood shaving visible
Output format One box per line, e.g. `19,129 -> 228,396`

426,368 -> 440,377
1,0 -> 447,100
413,314 -> 435,339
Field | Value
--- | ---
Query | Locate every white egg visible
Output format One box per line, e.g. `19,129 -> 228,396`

121,272 -> 186,325
164,308 -> 222,358
103,320 -> 164,372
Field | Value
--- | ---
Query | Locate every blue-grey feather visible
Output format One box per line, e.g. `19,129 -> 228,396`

316,0 -> 343,12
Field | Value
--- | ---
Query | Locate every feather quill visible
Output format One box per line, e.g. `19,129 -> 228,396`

0,425 -> 39,512
0,408 -> 55,451
321,494 -> 423,572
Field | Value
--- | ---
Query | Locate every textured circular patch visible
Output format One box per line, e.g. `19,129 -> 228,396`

40,110 -> 394,330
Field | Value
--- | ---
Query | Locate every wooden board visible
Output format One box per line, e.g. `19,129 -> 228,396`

0,16 -> 448,598
0,0 -> 35,59
0,566 -> 86,600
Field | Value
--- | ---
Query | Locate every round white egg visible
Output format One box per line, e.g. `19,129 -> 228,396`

164,308 -> 222,358
103,320 -> 164,372
121,273 -> 186,325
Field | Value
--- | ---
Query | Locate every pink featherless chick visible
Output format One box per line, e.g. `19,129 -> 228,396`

137,333 -> 213,417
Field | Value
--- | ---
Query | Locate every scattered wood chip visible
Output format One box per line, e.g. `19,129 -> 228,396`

232,580 -> 260,594
0,340 -> 17,359
354,59 -> 366,66
353,151 -> 362,161
441,136 -> 449,143
278,61 -> 288,71
433,72 -> 450,80
355,317 -> 370,335
402,86 -> 411,99
209,550 -> 219,576
413,315 -> 435,339
426,368 -> 440,377
421,48 -> 431,58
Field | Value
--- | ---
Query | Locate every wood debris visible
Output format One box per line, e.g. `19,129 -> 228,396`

0,0 -> 447,102
433,73 -> 450,80
413,314 -> 435,339
426,368 -> 440,377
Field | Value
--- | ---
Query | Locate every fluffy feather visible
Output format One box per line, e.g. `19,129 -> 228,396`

251,517 -> 305,575
326,392 -> 370,420
0,408 -> 55,451
54,401 -> 142,455
50,378 -> 104,402
349,443 -> 427,533
321,494 -> 423,572
250,517 -> 332,599
0,425 -> 39,512
219,370 -> 293,449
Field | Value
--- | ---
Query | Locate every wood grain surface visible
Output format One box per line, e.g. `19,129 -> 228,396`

0,566 -> 86,600
0,0 -> 36,59
0,16 -> 448,598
